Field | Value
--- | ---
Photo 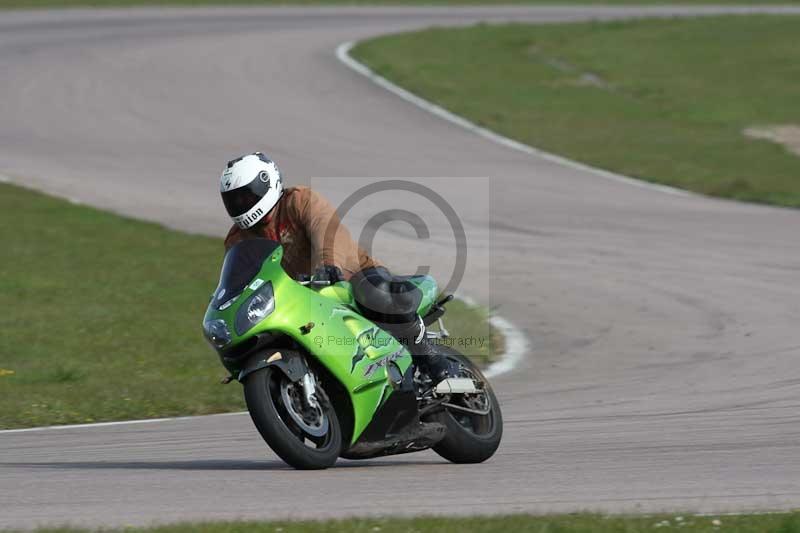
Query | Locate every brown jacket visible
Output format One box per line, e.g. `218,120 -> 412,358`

224,186 -> 379,280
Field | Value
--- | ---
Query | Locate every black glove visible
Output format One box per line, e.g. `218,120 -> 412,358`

312,264 -> 343,283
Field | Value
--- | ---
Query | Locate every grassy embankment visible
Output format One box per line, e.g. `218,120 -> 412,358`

352,16 -> 800,207
0,183 -> 497,429
3,0 -> 800,9
19,512 -> 800,533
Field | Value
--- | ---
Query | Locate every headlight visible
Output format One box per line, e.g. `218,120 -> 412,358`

235,282 -> 275,335
203,319 -> 231,348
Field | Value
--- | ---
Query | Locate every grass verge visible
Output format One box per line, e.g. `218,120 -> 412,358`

19,512 -> 800,533
0,182 -> 498,429
2,0 -> 800,9
352,16 -> 800,207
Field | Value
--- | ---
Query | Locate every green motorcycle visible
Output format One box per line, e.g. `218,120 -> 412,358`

203,238 -> 502,469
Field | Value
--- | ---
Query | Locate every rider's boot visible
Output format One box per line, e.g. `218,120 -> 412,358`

381,317 -> 457,384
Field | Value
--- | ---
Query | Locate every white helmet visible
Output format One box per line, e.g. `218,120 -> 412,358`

220,152 -> 284,229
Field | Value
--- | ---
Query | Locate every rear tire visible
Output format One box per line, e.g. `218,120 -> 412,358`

244,365 -> 342,470
427,347 -> 503,464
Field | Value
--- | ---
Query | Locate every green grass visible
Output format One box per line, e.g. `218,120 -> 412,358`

18,513 -> 800,533
352,16 -> 800,207
2,0 -> 800,9
0,183 -> 497,429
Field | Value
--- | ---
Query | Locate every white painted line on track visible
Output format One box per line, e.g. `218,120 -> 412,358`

335,40 -> 691,198
485,314 -> 528,378
0,411 -> 247,435
455,294 -> 528,378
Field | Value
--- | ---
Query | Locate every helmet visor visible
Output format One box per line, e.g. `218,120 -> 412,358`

221,175 -> 273,217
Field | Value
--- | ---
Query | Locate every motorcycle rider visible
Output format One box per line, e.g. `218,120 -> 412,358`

220,152 -> 454,384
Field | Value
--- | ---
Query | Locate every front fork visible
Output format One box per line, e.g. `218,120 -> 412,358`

230,349 -> 322,412
300,372 -> 321,410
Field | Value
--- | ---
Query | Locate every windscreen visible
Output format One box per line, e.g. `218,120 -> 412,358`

212,239 -> 280,307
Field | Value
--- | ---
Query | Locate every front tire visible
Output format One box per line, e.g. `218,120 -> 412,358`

427,347 -> 503,463
244,366 -> 342,470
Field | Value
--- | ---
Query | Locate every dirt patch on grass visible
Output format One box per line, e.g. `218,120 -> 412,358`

743,124 -> 800,156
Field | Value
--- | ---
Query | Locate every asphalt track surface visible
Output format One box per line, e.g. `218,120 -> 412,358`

3,5 -> 800,529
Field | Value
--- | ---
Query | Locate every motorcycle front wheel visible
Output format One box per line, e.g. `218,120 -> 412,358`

427,347 -> 503,463
244,365 -> 342,470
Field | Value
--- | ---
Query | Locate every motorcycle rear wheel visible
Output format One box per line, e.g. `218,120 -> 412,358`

427,347 -> 503,463
244,365 -> 342,470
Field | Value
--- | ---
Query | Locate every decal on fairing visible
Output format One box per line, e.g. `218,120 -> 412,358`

350,326 -> 379,373
363,348 -> 405,378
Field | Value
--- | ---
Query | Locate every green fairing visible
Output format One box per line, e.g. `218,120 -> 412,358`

407,276 -> 438,317
203,245 -> 439,443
